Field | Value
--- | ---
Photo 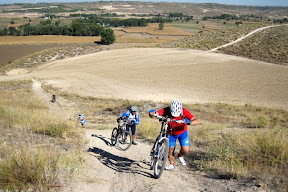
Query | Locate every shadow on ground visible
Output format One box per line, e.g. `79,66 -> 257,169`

89,134 -> 154,178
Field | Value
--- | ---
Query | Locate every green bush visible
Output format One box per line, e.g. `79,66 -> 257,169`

101,28 -> 116,45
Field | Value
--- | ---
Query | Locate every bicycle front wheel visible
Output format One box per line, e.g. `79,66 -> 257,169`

111,127 -> 118,146
153,138 -> 169,179
116,130 -> 132,151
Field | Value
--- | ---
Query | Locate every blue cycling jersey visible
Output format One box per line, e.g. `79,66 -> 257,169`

120,110 -> 140,125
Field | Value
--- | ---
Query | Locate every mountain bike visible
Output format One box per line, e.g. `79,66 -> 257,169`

149,113 -> 189,179
110,117 -> 132,151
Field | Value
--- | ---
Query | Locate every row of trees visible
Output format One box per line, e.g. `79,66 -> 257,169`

0,19 -> 115,44
273,18 -> 288,24
75,14 -> 174,27
0,20 -> 105,36
203,14 -> 240,21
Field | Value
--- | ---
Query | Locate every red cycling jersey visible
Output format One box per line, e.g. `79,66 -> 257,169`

157,107 -> 194,135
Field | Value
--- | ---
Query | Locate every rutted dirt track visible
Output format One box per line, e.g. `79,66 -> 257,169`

2,48 -> 287,110
62,129 -> 262,192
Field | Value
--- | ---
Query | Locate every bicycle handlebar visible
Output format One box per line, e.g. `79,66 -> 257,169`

153,114 -> 187,124
117,116 -> 128,123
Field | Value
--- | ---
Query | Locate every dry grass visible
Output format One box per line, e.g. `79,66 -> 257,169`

122,101 -> 288,191
0,146 -> 60,191
0,80 -> 84,191
205,128 -> 288,191
160,23 -> 267,50
221,25 -> 288,65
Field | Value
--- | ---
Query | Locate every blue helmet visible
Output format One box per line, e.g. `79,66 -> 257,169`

131,106 -> 138,112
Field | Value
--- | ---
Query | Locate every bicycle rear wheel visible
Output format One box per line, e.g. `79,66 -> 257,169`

153,138 -> 169,179
110,127 -> 118,146
116,130 -> 132,151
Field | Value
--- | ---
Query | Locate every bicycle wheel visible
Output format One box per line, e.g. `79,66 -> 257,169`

110,127 -> 118,146
149,150 -> 155,170
153,138 -> 169,179
116,130 -> 132,151
149,139 -> 158,170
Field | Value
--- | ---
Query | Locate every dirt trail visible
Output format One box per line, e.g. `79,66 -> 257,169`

210,24 -> 287,51
29,81 -> 263,191
31,78 -> 77,119
62,128 -> 262,192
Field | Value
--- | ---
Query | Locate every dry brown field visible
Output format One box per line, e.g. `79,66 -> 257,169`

0,35 -> 101,45
0,23 -> 190,68
2,48 -> 287,111
120,23 -> 192,36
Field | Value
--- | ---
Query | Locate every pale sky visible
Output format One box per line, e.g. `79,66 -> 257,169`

0,0 -> 287,7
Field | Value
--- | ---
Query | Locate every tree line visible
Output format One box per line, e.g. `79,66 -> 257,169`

0,19 -> 116,44
0,16 -> 173,37
70,14 -> 174,27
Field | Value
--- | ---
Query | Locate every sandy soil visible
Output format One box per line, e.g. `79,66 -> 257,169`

1,48 -> 286,110
1,48 -> 288,110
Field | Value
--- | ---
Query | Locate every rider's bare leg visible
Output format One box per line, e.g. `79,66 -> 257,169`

132,135 -> 135,142
168,147 -> 176,164
179,146 -> 189,156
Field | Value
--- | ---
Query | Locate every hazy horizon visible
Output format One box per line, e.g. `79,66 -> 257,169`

0,0 -> 287,7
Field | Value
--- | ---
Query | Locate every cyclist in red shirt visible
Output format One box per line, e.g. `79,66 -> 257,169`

149,99 -> 200,170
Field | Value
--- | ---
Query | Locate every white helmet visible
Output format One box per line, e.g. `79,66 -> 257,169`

131,106 -> 138,112
170,99 -> 182,117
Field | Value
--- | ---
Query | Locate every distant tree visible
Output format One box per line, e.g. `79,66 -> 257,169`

159,22 -> 164,30
8,26 -> 17,35
203,16 -> 208,21
55,20 -> 60,26
10,20 -> 15,24
0,28 -> 8,36
40,20 -> 51,25
196,21 -> 199,24
101,28 -> 115,45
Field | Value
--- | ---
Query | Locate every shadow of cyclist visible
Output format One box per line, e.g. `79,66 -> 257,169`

88,147 -> 153,178
91,134 -> 111,146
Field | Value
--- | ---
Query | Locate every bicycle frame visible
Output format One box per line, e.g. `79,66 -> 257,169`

152,120 -> 169,153
150,114 -> 186,179
118,119 -> 127,133
153,115 -> 185,145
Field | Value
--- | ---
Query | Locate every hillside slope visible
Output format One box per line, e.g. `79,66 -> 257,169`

220,25 -> 288,65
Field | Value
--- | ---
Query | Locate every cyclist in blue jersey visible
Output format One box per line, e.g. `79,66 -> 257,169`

78,113 -> 86,129
118,106 -> 140,145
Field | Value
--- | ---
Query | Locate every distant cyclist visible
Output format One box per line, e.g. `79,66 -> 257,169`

149,99 -> 199,170
118,106 -> 140,145
78,113 -> 86,129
